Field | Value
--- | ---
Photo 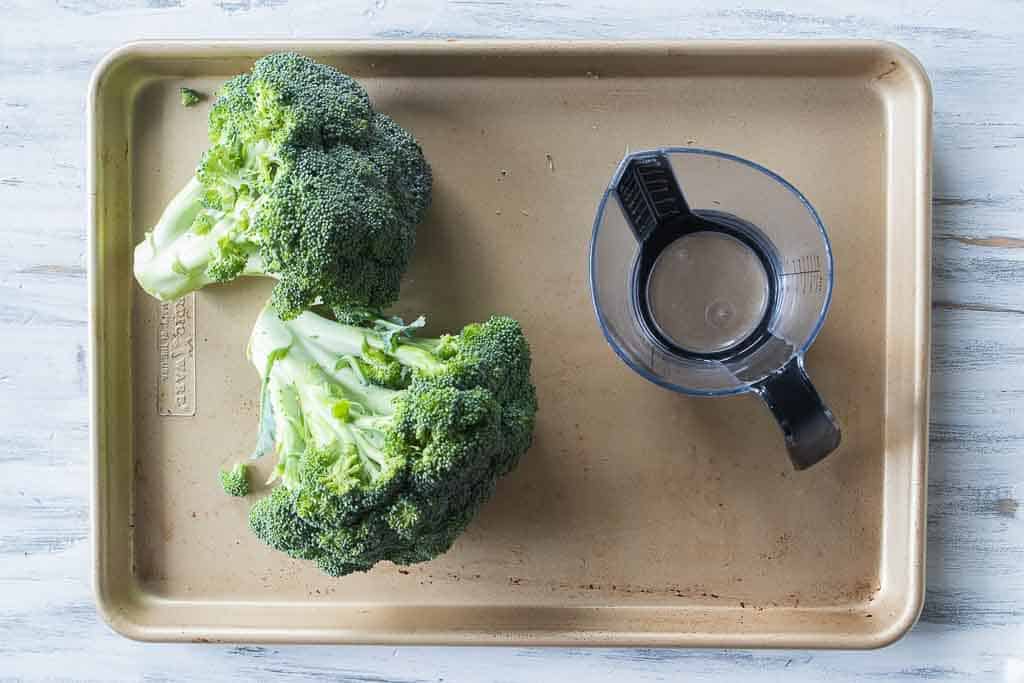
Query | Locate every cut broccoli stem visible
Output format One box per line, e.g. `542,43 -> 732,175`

272,357 -> 393,480
390,343 -> 445,376
288,311 -> 446,377
132,178 -> 217,300
151,177 -> 205,243
132,177 -> 271,300
294,376 -> 353,448
351,413 -> 393,432
340,354 -> 369,385
251,309 -> 404,486
348,426 -> 387,469
266,383 -> 307,487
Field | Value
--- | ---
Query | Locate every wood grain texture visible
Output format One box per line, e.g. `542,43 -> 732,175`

1,0 -> 1022,680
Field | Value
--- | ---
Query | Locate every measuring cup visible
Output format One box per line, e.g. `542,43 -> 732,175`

589,148 -> 841,469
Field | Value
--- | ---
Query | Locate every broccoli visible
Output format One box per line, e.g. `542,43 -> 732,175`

244,305 -> 537,576
133,52 -> 432,318
219,462 -> 250,496
180,87 -> 203,107
248,487 -> 320,559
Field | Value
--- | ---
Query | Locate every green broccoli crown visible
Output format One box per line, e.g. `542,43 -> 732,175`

244,306 -> 537,576
133,52 -> 432,315
219,462 -> 251,497
248,486 -> 320,560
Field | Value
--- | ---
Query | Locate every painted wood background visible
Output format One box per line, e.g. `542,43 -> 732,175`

2,0 -> 1023,680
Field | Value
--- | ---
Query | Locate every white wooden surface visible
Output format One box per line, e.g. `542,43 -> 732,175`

2,0 -> 1023,680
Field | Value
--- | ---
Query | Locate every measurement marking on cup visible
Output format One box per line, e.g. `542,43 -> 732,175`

782,255 -> 824,295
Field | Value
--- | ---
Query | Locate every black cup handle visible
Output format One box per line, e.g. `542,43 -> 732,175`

752,356 -> 841,469
615,153 -> 692,241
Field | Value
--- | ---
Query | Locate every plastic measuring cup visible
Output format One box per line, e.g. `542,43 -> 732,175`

589,148 -> 841,469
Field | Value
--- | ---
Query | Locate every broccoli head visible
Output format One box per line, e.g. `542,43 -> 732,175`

248,486 -> 321,560
244,306 -> 537,576
133,52 -> 432,318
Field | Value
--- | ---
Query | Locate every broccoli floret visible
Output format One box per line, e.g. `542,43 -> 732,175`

134,52 -> 432,318
248,486 -> 320,559
219,462 -> 250,496
180,87 -> 203,107
243,305 -> 537,576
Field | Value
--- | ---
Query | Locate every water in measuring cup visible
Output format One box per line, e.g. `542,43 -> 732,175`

646,230 -> 770,354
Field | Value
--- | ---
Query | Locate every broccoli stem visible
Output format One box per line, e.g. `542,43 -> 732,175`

132,177 -> 268,301
250,305 -> 403,482
271,345 -> 395,479
346,424 -> 388,470
290,311 -> 446,376
134,183 -> 204,296
267,383 -> 306,487
152,177 -> 204,242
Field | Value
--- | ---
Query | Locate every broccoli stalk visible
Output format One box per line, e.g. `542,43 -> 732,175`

249,309 -> 441,486
245,306 -> 537,576
133,52 -> 432,318
134,178 -> 267,301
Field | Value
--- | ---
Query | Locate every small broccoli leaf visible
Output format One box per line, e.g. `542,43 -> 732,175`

251,381 -> 277,460
376,315 -> 426,351
251,345 -> 290,460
